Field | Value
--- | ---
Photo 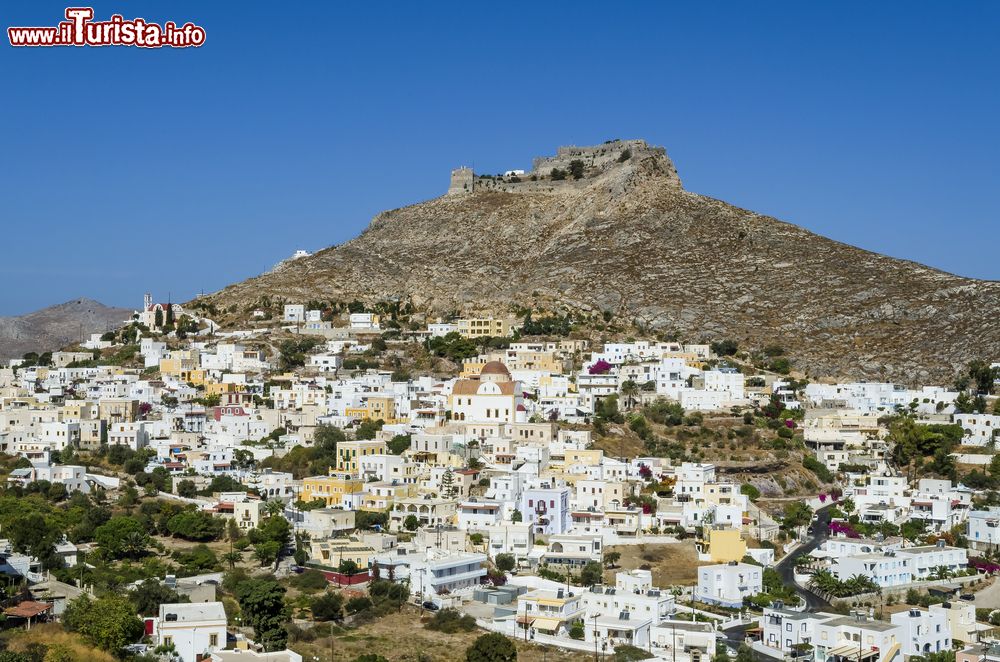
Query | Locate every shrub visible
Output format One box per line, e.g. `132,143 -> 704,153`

291,569 -> 329,592
426,608 -> 477,633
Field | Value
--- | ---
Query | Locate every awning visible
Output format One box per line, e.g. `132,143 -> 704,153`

827,644 -> 879,661
532,617 -> 561,631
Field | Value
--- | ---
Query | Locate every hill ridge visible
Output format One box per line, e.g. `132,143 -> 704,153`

203,139 -> 1000,382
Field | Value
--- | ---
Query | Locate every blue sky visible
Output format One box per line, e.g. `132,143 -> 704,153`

3,2 -> 998,315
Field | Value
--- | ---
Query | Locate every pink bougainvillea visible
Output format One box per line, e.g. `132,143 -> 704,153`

970,557 -> 1000,573
589,360 -> 612,375
818,493 -> 827,503
829,521 -> 860,538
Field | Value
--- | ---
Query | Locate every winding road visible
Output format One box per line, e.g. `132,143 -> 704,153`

774,504 -> 834,611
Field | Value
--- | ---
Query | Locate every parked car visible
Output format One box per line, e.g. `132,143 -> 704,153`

422,601 -> 440,611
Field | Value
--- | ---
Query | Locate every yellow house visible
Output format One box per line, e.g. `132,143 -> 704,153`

366,396 -> 399,423
336,440 -> 387,473
456,317 -> 510,339
361,481 -> 416,511
700,526 -> 747,563
309,537 -> 376,569
301,473 -> 364,507
179,369 -> 207,385
204,381 -> 246,396
461,360 -> 487,378
563,449 -> 604,467
159,350 -> 199,377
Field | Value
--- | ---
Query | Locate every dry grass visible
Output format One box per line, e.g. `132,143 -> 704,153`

603,541 -> 704,587
3,623 -> 117,662
291,608 -> 582,661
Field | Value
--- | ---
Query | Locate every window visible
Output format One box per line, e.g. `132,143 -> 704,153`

210,634 -> 219,647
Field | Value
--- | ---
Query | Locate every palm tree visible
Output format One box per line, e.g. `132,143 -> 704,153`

121,530 -> 149,559
265,499 -> 284,518
222,550 -> 242,569
620,380 -> 640,410
930,565 -> 952,581
808,570 -> 839,597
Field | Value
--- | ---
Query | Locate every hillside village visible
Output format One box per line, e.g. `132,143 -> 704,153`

0,293 -> 999,662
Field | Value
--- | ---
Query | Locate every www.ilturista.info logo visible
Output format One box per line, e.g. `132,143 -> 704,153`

8,7 -> 206,48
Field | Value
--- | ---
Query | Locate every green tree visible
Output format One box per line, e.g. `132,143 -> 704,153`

388,434 -> 411,455
312,592 -> 344,621
579,561 -> 603,586
176,479 -> 197,498
782,501 -> 813,529
441,468 -> 458,499
404,514 -> 419,531
129,578 -> 187,617
355,418 -> 384,440
568,159 -> 585,179
63,594 -> 144,653
466,632 -> 518,662
495,553 -> 516,573
222,550 -> 243,570
253,541 -> 281,567
95,516 -> 149,559
234,578 -> 290,651
736,644 -> 756,662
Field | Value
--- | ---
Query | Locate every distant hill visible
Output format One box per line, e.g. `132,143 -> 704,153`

0,298 -> 130,360
201,139 -> 1000,382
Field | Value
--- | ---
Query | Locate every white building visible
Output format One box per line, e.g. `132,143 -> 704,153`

152,602 -> 227,662
832,553 -> 912,588
349,313 -> 380,330
521,483 -> 571,535
283,305 -> 305,323
896,543 -> 967,580
967,507 -> 1000,551
695,561 -> 762,608
890,607 -> 951,658
954,413 -> 1000,446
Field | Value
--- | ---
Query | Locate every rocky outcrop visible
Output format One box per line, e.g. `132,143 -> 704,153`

0,298 -> 129,359
202,140 -> 1000,383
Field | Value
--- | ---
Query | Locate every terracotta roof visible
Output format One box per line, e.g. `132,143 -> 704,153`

5,601 -> 51,618
481,361 -> 511,377
452,380 -> 518,396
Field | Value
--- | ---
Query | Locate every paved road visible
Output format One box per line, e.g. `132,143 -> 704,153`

973,577 -> 1000,609
774,504 -> 834,611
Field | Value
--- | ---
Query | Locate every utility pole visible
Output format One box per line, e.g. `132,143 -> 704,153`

593,614 -> 599,662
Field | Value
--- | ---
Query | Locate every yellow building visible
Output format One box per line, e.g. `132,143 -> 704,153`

309,537 -> 376,569
364,396 -> 399,423
159,349 -> 199,377
700,526 -> 747,563
179,369 -> 207,385
301,473 -> 364,507
456,317 -> 510,339
98,398 -> 139,424
563,449 -> 604,467
336,440 -> 387,473
361,481 -> 416,511
204,381 -> 247,396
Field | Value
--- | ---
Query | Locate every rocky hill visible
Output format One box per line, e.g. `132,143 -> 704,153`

203,139 -> 1000,382
0,298 -> 129,360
